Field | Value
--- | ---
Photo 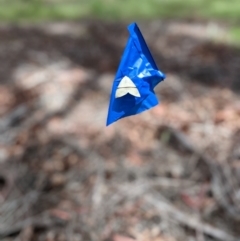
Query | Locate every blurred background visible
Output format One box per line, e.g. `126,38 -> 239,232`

0,1 -> 240,241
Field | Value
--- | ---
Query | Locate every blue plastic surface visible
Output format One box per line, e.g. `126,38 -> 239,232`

106,22 -> 166,126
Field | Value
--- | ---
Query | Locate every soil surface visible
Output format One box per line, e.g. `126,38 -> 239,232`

0,20 -> 239,241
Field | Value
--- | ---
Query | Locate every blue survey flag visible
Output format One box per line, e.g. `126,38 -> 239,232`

106,22 -> 166,126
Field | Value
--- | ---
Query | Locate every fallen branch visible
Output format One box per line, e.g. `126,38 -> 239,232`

157,125 -> 215,171
0,214 -> 65,238
157,125 -> 240,220
145,194 -> 239,241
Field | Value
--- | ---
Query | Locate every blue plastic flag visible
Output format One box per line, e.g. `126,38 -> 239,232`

106,22 -> 166,126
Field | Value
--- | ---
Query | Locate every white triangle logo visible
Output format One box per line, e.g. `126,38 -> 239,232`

115,76 -> 141,98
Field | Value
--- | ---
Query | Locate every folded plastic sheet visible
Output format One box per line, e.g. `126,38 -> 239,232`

106,22 -> 166,126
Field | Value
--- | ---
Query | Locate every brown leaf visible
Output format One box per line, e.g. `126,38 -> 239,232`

113,234 -> 137,241
49,209 -> 71,221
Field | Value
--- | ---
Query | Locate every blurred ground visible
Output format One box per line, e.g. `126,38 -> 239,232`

0,19 -> 240,241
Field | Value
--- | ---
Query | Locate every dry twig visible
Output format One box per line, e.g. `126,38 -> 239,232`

145,194 -> 239,241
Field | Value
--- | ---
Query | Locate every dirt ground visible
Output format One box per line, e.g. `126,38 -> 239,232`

0,19 -> 240,241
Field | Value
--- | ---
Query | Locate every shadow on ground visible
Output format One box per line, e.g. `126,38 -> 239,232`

0,20 -> 240,90
0,20 -> 240,241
